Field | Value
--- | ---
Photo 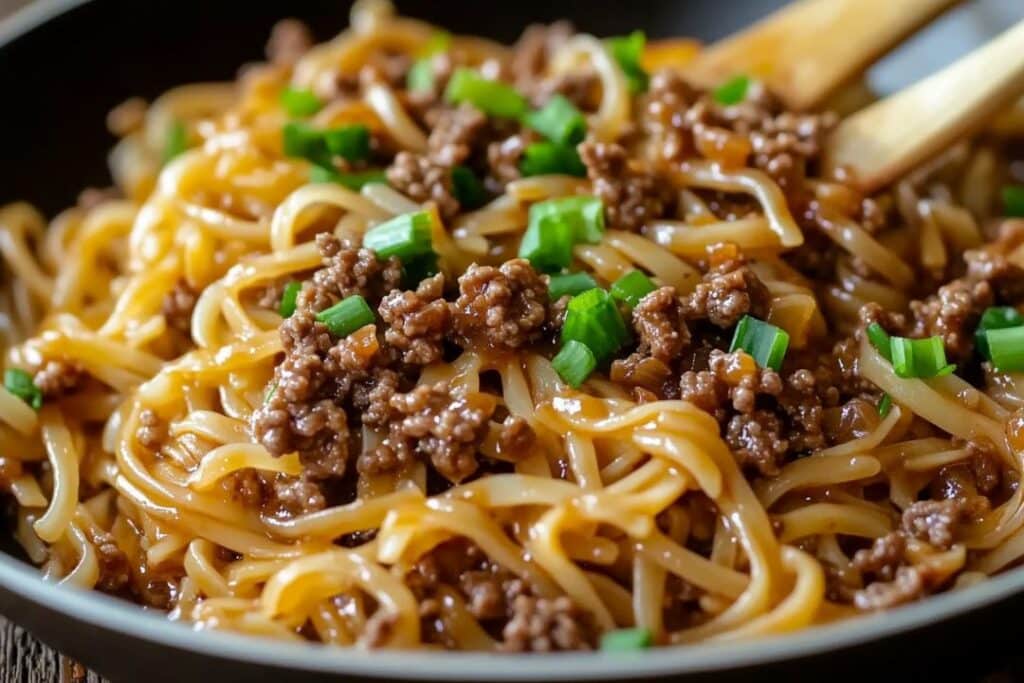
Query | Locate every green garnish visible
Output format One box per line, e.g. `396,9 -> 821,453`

407,32 -> 452,92
451,165 -> 488,209
729,315 -> 789,372
163,121 -> 188,164
283,122 -> 371,167
315,295 -> 375,338
401,253 -> 440,289
889,336 -> 955,378
1002,185 -> 1024,218
278,281 -> 301,318
986,326 -> 1024,372
713,75 -> 751,106
878,393 -> 892,417
519,142 -> 587,177
561,289 -> 630,364
362,210 -> 435,262
280,87 -> 323,117
600,627 -> 653,651
4,368 -> 41,411
523,95 -> 587,146
552,340 -> 598,388
518,195 -> 605,272
610,270 -> 656,308
444,68 -> 528,118
605,31 -> 649,94
976,306 -> 1024,360
548,272 -> 599,300
866,322 -> 893,362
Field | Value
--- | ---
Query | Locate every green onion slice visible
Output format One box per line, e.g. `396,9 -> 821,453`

729,315 -> 790,371
548,272 -> 598,300
309,166 -> 387,190
561,289 -> 630,364
363,211 -> 435,262
605,31 -> 649,94
407,32 -> 452,92
278,281 -> 301,318
451,165 -> 488,209
600,627 -> 653,651
987,326 -> 1024,372
976,306 -> 1024,360
401,253 -> 440,289
713,75 -> 751,105
610,270 -> 656,308
1002,185 -> 1024,218
163,121 -> 188,164
889,335 -> 955,378
519,142 -> 587,178
878,393 -> 892,417
4,368 -> 42,411
315,295 -> 375,338
866,322 -> 892,362
552,340 -> 597,388
519,195 -> 605,272
444,68 -> 528,118
283,122 -> 371,167
280,87 -> 323,117
523,94 -> 587,146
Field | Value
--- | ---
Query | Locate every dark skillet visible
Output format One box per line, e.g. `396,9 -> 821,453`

1,1 -> 1023,681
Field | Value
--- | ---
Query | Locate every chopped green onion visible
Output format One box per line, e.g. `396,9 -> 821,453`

713,75 -> 751,106
4,368 -> 41,411
519,142 -> 587,177
1002,185 -> 1024,218
280,87 -> 323,117
523,94 -> 587,146
401,253 -> 440,289
363,211 -> 434,262
265,381 -> 278,403
407,32 -> 452,92
987,326 -> 1024,372
552,340 -> 597,388
309,166 -> 387,190
548,272 -> 598,300
976,306 -> 1024,360
421,31 -> 452,56
284,122 -> 371,167
610,270 -> 656,308
600,627 -> 652,651
561,289 -> 630,364
278,281 -> 301,318
324,124 -> 371,162
315,295 -> 375,338
866,322 -> 892,362
444,68 -> 528,118
729,315 -> 789,371
889,336 -> 955,378
878,393 -> 892,417
605,31 -> 649,94
163,121 -> 188,164
519,195 -> 605,272
451,165 -> 488,209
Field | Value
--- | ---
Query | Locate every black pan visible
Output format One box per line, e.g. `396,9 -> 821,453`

1,1 -> 1022,681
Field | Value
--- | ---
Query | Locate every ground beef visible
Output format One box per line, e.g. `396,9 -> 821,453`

229,470 -> 326,518
427,103 -> 488,167
359,382 -> 494,483
33,360 -> 83,399
266,18 -> 313,67
84,527 -> 131,593
683,253 -> 771,328
501,595 -> 596,652
853,565 -> 932,611
378,273 -> 450,366
497,415 -> 535,457
486,131 -> 537,188
137,409 -> 166,451
725,409 -> 789,476
901,499 -> 966,550
678,349 -> 783,421
631,286 -> 690,363
451,259 -> 548,350
578,141 -> 672,232
852,532 -> 906,583
306,233 -> 403,309
678,368 -> 729,418
162,279 -> 198,334
386,152 -> 460,220
642,69 -> 700,162
531,71 -> 601,111
909,278 -> 993,362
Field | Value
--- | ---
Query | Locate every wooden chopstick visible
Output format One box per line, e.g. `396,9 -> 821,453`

683,0 -> 962,111
825,19 -> 1024,194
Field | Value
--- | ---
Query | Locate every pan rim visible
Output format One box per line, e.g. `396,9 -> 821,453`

0,0 -> 1021,678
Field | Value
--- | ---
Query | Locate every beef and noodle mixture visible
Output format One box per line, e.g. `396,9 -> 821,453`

4,0 -> 1024,652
